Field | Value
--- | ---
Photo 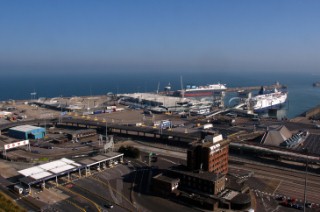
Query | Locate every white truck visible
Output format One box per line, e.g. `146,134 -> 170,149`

203,123 -> 213,130
14,185 -> 24,195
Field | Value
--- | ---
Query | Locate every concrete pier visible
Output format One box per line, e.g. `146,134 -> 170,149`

226,83 -> 285,92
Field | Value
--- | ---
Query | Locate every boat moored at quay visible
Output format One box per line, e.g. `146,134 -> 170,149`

174,83 -> 227,97
248,87 -> 287,112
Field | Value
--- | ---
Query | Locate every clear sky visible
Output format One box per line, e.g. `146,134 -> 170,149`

1,0 -> 320,75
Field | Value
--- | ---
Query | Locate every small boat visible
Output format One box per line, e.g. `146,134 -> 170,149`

313,82 -> 320,87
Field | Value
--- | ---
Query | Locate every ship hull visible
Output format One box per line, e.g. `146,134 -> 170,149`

254,102 -> 286,113
173,83 -> 227,97
183,91 -> 222,97
251,92 -> 287,113
175,90 -> 225,97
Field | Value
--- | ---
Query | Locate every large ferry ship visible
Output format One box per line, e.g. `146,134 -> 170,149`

249,87 -> 287,112
174,83 -> 227,97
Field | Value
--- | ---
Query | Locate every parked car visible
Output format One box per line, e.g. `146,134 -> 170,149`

293,204 -> 303,210
104,202 -> 113,209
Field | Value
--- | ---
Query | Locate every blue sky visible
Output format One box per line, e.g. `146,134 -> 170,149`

1,0 -> 320,74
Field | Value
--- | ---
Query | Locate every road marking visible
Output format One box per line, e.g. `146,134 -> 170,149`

270,205 -> 281,212
261,196 -> 266,208
159,157 -> 177,164
272,180 -> 282,196
116,179 -> 123,204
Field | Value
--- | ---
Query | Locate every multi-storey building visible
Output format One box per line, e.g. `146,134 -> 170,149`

187,134 -> 229,174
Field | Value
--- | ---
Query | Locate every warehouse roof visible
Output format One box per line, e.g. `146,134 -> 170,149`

10,125 -> 44,132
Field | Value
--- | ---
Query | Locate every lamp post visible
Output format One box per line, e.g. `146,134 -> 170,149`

59,95 -> 63,124
303,148 -> 308,212
105,121 -> 108,143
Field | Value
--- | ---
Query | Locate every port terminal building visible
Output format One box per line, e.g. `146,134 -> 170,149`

9,125 -> 46,140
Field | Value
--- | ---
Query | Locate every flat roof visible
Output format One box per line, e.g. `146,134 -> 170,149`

18,154 -> 124,185
79,153 -> 124,166
31,172 -> 52,180
91,155 -> 108,161
222,190 -> 239,201
78,158 -> 96,166
39,160 -> 67,171
19,166 -> 44,177
18,158 -> 83,185
50,164 -> 77,174
10,125 -> 44,132
105,152 -> 123,157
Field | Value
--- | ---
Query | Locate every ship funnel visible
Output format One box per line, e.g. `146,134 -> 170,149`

258,86 -> 265,95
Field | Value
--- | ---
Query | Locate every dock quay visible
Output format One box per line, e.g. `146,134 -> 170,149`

226,83 -> 285,92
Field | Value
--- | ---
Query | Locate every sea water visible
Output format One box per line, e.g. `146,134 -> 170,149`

0,71 -> 319,119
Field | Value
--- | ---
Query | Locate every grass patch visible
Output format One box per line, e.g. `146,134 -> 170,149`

38,157 -> 49,162
0,191 -> 26,212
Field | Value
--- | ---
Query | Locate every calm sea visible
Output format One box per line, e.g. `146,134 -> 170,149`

1,72 -> 319,118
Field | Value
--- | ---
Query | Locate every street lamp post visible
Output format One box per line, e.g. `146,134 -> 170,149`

303,148 -> 308,212
105,121 -> 108,142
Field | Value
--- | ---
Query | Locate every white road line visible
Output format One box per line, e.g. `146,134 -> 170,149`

116,179 -> 123,204
272,180 -> 282,196
159,157 -> 177,164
